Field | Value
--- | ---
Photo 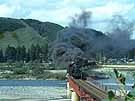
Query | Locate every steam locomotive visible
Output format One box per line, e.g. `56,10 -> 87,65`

67,56 -> 97,80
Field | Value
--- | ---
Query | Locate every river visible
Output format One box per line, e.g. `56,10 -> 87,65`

93,68 -> 135,92
0,80 -> 69,101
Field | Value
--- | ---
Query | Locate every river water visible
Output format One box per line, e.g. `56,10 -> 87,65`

0,69 -> 134,100
0,80 -> 69,101
93,68 -> 135,92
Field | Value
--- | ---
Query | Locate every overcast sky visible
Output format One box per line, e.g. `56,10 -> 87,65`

0,0 -> 134,34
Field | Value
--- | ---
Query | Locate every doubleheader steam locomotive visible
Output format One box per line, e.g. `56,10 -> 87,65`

67,56 -> 97,80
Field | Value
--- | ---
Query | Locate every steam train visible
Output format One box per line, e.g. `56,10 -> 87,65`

67,57 -> 97,80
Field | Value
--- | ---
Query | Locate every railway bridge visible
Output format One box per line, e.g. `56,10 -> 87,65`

67,76 -> 109,101
66,63 -> 135,101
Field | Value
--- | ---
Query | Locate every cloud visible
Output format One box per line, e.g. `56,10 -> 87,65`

0,4 -> 14,17
27,7 -> 81,25
87,1 -> 134,20
86,1 -> 135,31
0,0 -> 134,33
0,0 -> 30,18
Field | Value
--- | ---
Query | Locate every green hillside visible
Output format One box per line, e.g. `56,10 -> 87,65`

0,17 -> 64,49
21,19 -> 64,41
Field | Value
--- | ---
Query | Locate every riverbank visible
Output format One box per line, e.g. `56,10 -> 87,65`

99,65 -> 135,71
0,71 -> 67,80
0,62 -> 67,80
100,64 -> 135,68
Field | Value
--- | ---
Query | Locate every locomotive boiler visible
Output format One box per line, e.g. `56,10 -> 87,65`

67,56 -> 97,80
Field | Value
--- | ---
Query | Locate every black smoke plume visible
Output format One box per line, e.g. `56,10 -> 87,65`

106,15 -> 135,56
69,10 -> 92,28
107,15 -> 134,41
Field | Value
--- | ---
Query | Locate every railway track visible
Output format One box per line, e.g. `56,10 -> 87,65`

74,79 -> 108,100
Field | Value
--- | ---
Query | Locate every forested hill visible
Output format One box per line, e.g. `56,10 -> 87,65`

0,17 -> 64,63
0,17 -> 64,49
0,17 -> 134,65
22,19 -> 64,41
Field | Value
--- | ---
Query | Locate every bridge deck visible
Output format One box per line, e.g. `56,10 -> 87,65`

68,76 -> 108,100
75,79 -> 108,100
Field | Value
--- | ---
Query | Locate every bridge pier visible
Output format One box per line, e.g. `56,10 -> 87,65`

71,91 -> 80,101
67,82 -> 72,98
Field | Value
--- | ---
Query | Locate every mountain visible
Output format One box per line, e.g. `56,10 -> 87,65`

0,17 -> 64,49
0,17 -> 134,66
21,19 -> 64,41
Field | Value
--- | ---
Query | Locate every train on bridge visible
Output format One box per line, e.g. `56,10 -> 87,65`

66,56 -> 110,101
67,56 -> 97,80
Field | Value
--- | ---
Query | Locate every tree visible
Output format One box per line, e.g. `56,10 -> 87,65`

41,44 -> 48,62
29,44 -> 36,61
26,48 -> 30,62
20,45 -> 26,61
128,48 -> 135,59
16,45 -> 26,62
16,46 -> 21,61
5,45 -> 16,62
0,49 -> 4,62
35,44 -> 41,61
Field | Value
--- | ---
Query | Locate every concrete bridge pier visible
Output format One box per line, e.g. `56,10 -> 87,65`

67,82 -> 80,101
71,91 -> 80,101
67,82 -> 72,98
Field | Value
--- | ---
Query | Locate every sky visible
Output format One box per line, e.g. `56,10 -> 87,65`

0,0 -> 134,34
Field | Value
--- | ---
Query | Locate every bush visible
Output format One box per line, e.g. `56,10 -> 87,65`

52,72 -> 66,80
13,67 -> 29,74
34,71 -> 66,80
32,68 -> 44,75
0,32 -> 4,39
36,71 -> 52,79
1,73 -> 12,79
14,61 -> 24,68
12,32 -> 18,39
